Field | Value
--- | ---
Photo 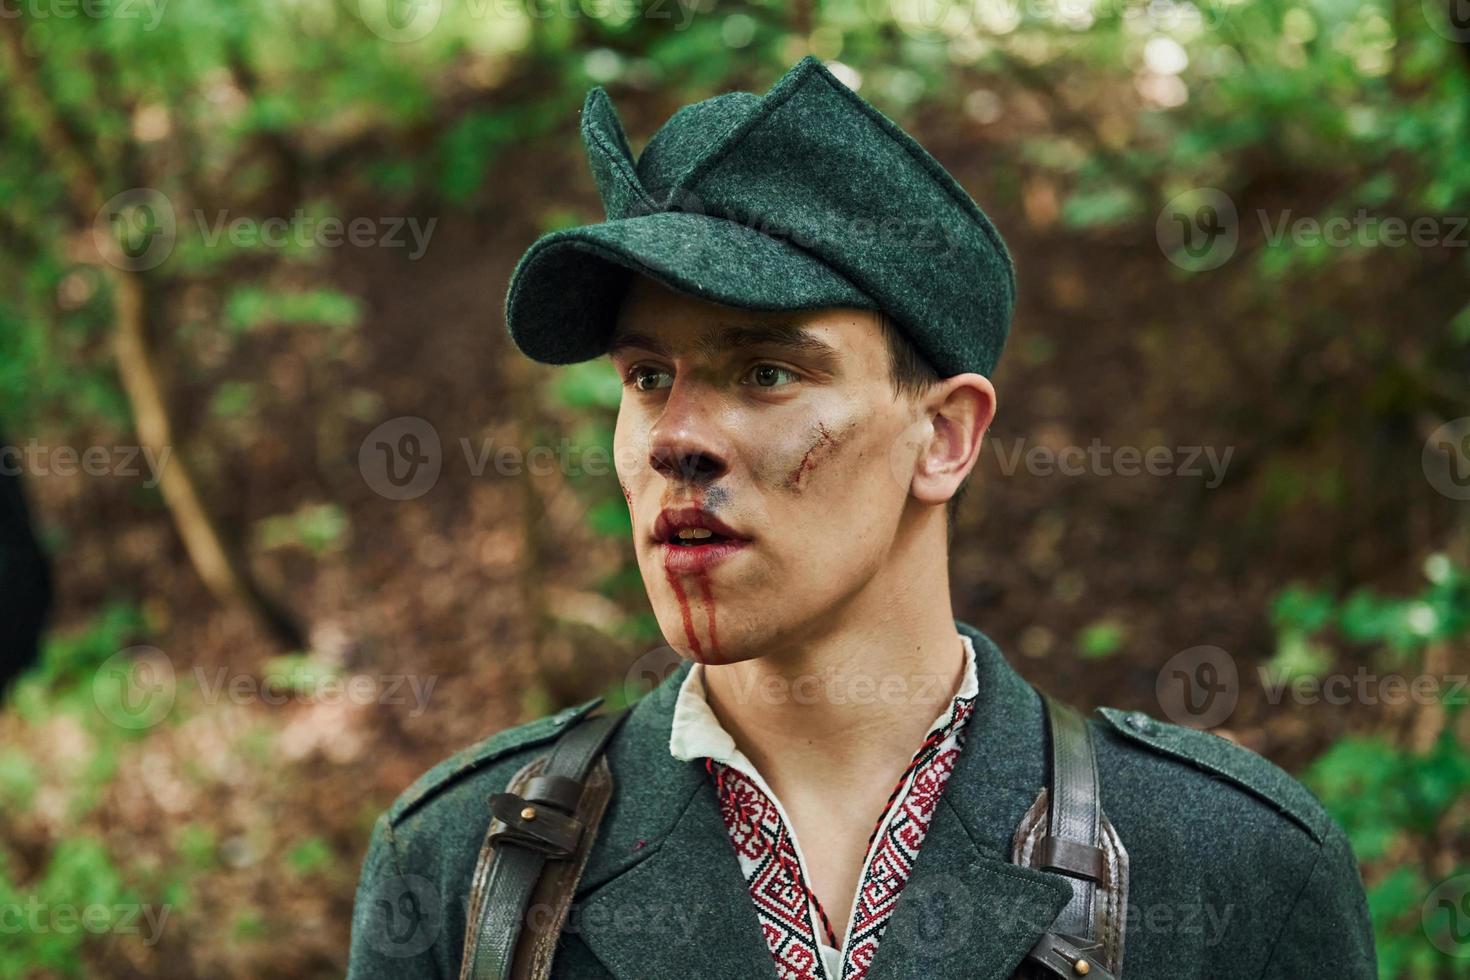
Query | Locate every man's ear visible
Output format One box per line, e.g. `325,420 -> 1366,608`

910,373 -> 996,506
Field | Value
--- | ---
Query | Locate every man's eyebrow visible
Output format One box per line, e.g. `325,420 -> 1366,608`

607,331 -> 669,357
697,323 -> 839,361
607,322 -> 840,362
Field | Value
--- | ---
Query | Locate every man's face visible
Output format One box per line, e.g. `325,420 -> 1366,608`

610,276 -> 925,665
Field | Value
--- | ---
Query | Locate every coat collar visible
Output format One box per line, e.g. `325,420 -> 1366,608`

572,622 -> 1071,980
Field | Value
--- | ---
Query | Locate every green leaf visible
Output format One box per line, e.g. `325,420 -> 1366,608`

587,498 -> 633,537
553,360 -> 623,411
1076,620 -> 1124,659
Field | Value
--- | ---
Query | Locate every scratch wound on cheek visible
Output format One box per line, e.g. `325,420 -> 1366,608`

619,481 -> 633,508
783,421 -> 843,491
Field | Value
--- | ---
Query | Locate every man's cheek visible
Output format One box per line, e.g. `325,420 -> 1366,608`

767,417 -> 860,493
613,424 -> 650,491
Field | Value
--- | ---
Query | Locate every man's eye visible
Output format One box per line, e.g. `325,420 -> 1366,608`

628,366 -> 672,391
744,364 -> 799,388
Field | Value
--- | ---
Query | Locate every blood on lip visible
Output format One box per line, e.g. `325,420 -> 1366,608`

656,503 -> 747,572
662,488 -> 725,663
653,505 -> 743,545
660,537 -> 746,574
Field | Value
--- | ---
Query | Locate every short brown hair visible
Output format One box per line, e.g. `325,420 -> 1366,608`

877,312 -> 971,531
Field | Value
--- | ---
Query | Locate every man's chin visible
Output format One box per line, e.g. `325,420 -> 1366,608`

653,606 -> 771,667
672,644 -> 764,667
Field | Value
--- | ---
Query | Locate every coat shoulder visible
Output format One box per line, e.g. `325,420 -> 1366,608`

386,696 -> 605,827
1092,706 -> 1333,844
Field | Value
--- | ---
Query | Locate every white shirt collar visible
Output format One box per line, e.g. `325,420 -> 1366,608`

668,632 -> 981,767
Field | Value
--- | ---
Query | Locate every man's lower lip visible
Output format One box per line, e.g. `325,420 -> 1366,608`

660,540 -> 749,573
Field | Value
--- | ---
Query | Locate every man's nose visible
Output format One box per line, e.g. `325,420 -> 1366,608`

646,385 -> 730,485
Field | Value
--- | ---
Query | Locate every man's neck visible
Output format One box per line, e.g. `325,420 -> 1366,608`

700,521 -> 964,806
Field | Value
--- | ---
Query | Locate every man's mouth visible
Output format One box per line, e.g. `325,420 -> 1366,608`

652,508 -> 749,572
668,527 -> 727,546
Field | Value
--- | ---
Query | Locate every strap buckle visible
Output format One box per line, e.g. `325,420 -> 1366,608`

486,792 -> 584,859
1038,835 -> 1106,881
1027,931 -> 1117,980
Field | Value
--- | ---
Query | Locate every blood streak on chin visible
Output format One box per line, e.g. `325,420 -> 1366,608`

664,569 -> 704,660
695,572 -> 721,663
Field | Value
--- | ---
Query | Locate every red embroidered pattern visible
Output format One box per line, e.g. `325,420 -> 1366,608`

705,696 -> 976,980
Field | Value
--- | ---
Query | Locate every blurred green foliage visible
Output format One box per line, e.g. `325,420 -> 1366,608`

1281,557 -> 1470,978
0,607 -> 183,979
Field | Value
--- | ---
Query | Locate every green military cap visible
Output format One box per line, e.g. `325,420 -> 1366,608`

504,55 -> 1017,379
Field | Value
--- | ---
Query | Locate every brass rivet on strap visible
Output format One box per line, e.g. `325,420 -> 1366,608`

1073,959 -> 1090,976
520,806 -> 537,821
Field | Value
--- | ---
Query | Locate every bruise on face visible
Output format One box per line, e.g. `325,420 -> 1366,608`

782,419 -> 856,492
702,484 -> 730,512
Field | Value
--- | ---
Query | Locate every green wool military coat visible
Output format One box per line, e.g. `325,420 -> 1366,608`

347,623 -> 1376,980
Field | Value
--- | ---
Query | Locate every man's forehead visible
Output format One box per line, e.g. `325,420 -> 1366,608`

608,320 -> 843,359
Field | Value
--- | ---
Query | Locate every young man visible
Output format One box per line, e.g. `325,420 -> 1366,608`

349,57 -> 1375,980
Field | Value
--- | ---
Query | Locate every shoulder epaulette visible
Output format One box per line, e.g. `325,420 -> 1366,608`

388,697 -> 604,824
1096,707 -> 1331,844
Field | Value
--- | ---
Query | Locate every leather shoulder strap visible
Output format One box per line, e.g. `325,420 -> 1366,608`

461,704 -> 631,980
1014,690 -> 1129,980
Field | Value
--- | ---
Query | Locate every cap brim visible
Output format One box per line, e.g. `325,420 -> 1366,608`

505,211 -> 877,364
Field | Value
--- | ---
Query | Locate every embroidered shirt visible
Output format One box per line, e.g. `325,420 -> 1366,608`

668,635 -> 980,980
